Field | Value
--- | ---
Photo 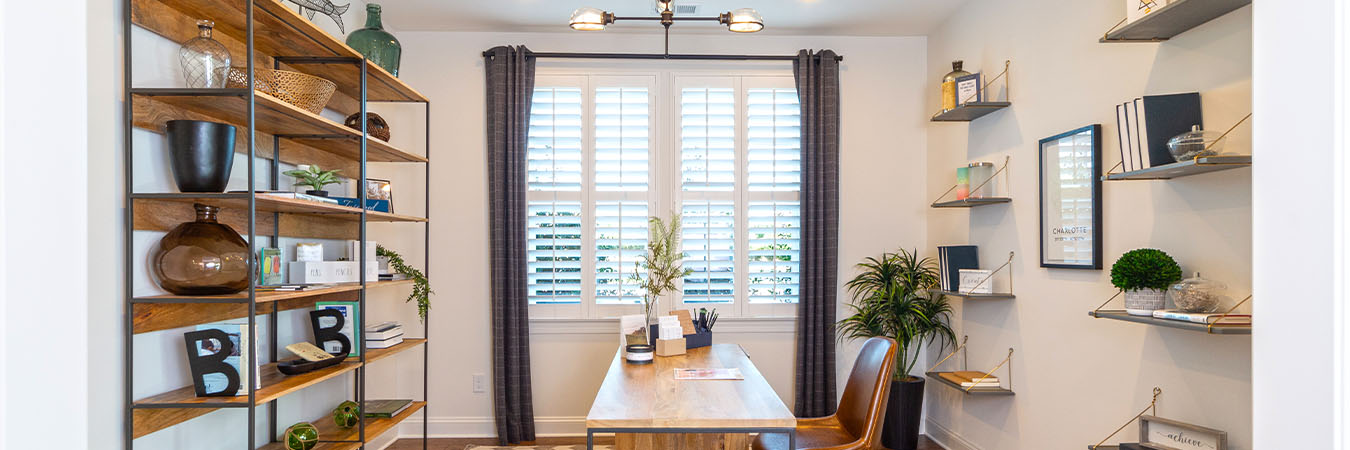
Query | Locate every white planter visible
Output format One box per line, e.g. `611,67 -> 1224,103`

1124,288 -> 1167,316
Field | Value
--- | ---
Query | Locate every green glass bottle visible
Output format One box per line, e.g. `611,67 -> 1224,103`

346,4 -> 401,77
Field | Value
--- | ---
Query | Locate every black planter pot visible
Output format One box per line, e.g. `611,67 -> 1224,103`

305,190 -> 329,197
166,120 -> 236,192
881,377 -> 925,450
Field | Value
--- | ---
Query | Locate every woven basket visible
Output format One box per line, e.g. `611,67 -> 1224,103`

223,67 -> 336,114
344,112 -> 391,141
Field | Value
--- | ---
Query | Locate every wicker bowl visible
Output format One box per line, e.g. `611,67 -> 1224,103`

223,67 -> 336,114
344,112 -> 391,141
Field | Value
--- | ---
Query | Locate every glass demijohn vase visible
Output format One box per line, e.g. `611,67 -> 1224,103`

152,204 -> 251,295
346,4 -> 402,77
178,20 -> 232,88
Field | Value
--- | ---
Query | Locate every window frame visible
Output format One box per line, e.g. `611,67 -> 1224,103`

527,65 -> 799,320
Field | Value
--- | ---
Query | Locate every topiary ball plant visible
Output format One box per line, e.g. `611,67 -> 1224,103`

1110,248 -> 1183,292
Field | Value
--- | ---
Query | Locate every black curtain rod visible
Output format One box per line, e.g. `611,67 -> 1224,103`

482,51 -> 843,62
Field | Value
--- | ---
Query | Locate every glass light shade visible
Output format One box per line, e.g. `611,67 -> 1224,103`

570,7 -> 609,31
726,8 -> 763,32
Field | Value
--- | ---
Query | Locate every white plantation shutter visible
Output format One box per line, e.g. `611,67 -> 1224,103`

595,201 -> 648,304
745,88 -> 801,305
682,201 -> 736,304
527,87 -> 583,192
527,202 -> 583,304
680,88 -> 736,192
594,87 -> 650,192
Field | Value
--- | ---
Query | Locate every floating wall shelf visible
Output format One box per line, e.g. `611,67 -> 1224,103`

931,197 -> 1012,208
927,336 -> 1016,396
1100,0 -> 1252,43
1102,155 -> 1250,181
926,371 -> 1015,396
931,102 -> 1011,122
1088,310 -> 1251,335
936,290 -> 1015,300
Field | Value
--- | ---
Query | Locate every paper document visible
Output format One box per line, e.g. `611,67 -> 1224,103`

674,368 -> 744,380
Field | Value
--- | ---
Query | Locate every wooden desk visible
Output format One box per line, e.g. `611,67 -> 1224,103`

585,344 -> 796,450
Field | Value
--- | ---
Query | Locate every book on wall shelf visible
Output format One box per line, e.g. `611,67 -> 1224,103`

1115,93 -> 1202,172
228,190 -> 340,204
937,245 -> 979,292
1151,309 -> 1251,326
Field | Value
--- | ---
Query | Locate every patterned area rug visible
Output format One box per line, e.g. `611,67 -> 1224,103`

464,446 -> 612,450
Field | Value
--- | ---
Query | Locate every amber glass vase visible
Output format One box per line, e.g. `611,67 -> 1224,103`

152,204 -> 251,295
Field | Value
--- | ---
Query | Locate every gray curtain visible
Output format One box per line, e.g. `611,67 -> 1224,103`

793,49 -> 841,418
485,45 -> 536,445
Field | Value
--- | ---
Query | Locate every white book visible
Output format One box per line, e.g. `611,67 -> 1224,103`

1116,103 -> 1133,173
961,381 -> 1002,388
366,335 -> 404,349
1152,309 -> 1251,324
365,321 -> 404,341
1124,99 -> 1143,171
1134,97 -> 1152,169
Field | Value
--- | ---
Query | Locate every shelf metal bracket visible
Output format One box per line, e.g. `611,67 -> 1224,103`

1091,387 -> 1162,449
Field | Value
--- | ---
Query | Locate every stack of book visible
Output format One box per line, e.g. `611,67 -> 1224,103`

366,321 -> 404,349
1151,309 -> 1251,327
1114,92 -> 1202,172
938,371 -> 1001,390
231,190 -> 340,205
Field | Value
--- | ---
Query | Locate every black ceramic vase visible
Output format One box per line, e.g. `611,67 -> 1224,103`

152,204 -> 251,295
882,377 -> 926,450
166,120 -> 236,192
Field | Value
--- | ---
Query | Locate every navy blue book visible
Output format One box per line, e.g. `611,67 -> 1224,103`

1138,92 -> 1203,168
937,245 -> 979,292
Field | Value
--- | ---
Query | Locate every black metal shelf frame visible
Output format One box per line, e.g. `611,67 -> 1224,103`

122,1 -> 432,448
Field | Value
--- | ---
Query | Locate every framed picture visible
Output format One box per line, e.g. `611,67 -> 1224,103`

1139,415 -> 1227,450
365,178 -> 393,211
954,72 -> 981,106
1039,124 -> 1102,269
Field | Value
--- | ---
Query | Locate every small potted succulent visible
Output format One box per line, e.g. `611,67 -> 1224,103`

1110,248 -> 1183,316
283,164 -> 342,197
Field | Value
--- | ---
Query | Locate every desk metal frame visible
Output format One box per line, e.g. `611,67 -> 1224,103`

586,426 -> 796,450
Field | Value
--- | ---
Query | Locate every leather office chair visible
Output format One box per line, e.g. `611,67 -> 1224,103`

753,336 -> 898,450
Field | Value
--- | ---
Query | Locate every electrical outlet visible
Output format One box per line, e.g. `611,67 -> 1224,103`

472,373 -> 487,393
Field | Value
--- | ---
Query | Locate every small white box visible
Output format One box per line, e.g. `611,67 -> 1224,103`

296,243 -> 324,262
347,240 -> 377,263
288,261 -> 376,284
958,269 -> 994,294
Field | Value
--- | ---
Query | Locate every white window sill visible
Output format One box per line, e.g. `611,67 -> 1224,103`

529,316 -> 796,335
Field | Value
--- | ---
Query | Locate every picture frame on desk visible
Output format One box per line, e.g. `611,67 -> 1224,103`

1039,124 -> 1103,270
366,178 -> 393,213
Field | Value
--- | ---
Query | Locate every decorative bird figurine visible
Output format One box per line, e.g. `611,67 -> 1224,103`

287,0 -> 350,34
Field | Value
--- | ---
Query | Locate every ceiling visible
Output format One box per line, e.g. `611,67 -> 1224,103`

376,0 -> 973,36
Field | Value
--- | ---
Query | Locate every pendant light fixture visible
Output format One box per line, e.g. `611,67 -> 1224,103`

569,0 -> 764,34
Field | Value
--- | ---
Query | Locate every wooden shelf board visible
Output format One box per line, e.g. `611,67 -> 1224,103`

1088,310 -> 1251,335
359,338 -> 427,365
925,372 -> 1015,396
132,89 -> 426,163
133,281 -> 416,334
1101,0 -> 1251,43
131,193 -> 427,223
931,197 -> 1012,208
132,360 -> 362,438
135,280 -> 413,304
131,0 -> 426,103
931,102 -> 1011,122
1103,155 -> 1250,181
935,290 -> 1015,300
257,401 -> 427,450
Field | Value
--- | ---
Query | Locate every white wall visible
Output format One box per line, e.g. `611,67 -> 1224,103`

383,30 -> 929,436
3,0 -> 92,448
923,1 -> 1252,449
1252,0 -> 1339,448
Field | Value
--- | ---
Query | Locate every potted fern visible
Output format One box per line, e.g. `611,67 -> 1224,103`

1111,248 -> 1182,316
283,164 -> 342,197
629,214 -> 692,342
837,248 -> 956,450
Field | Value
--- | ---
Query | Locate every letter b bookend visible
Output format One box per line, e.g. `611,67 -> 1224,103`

310,309 -> 351,356
184,329 -> 241,397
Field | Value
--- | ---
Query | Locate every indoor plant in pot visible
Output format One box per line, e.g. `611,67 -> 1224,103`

629,214 -> 692,343
283,164 -> 342,197
837,248 -> 956,450
1111,248 -> 1183,316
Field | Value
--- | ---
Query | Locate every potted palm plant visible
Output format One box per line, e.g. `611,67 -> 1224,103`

837,248 -> 956,450
283,164 -> 342,197
629,214 -> 692,342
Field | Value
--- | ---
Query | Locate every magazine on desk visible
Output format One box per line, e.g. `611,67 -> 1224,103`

674,368 -> 744,380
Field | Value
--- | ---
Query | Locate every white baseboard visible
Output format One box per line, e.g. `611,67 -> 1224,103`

924,418 -> 979,450
397,416 -> 589,438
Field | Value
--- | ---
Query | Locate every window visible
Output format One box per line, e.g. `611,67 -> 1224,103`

528,71 -> 799,319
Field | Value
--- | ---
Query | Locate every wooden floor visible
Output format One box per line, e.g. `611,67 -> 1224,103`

387,435 -> 943,449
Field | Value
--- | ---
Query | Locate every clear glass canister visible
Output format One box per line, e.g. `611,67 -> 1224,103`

968,162 -> 996,198
1167,272 -> 1228,313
